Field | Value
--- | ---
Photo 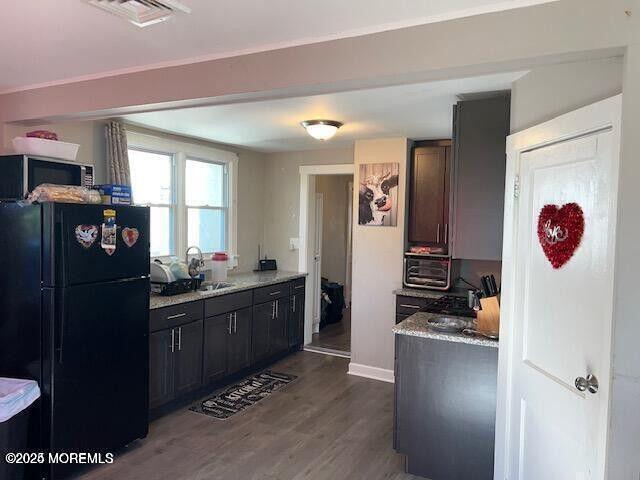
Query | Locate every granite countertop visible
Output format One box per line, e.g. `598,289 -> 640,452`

150,270 -> 307,309
393,287 -> 468,299
393,311 -> 499,348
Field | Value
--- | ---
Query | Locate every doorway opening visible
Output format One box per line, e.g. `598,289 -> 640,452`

298,164 -> 354,358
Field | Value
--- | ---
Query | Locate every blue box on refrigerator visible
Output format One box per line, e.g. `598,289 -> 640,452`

94,184 -> 132,205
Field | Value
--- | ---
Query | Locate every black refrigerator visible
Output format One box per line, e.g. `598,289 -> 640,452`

0,202 -> 150,480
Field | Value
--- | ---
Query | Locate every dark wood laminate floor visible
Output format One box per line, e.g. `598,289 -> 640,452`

76,351 -> 419,480
310,309 -> 351,353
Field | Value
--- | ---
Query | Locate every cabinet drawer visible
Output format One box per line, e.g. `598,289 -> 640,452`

254,282 -> 289,304
290,277 -> 306,295
204,290 -> 253,317
395,296 -> 427,315
150,301 -> 203,332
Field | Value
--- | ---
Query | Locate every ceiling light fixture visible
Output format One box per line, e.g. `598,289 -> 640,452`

85,0 -> 191,28
301,120 -> 343,141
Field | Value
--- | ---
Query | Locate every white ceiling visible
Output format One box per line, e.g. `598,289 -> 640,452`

122,71 -> 526,152
0,0 -> 555,92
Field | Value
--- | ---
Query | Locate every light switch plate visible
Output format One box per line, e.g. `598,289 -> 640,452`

289,237 -> 300,251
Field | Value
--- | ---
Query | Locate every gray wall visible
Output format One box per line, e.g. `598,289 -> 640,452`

261,148 -> 354,272
510,56 -> 623,133
350,138 -> 407,374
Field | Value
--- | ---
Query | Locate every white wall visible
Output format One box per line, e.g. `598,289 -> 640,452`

315,174 -> 352,285
510,56 -> 623,133
262,148 -> 354,272
349,138 -> 407,378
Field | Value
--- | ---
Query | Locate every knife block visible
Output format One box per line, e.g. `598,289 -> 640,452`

477,296 -> 500,335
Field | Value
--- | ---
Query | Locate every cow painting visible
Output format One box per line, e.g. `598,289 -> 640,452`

358,163 -> 399,226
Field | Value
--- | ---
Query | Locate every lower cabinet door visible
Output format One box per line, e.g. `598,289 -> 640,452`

149,329 -> 173,409
173,320 -> 204,397
227,307 -> 252,375
288,293 -> 305,348
270,297 -> 289,355
204,314 -> 230,384
252,302 -> 272,363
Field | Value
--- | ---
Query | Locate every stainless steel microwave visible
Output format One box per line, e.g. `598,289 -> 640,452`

0,155 -> 94,200
403,253 -> 451,290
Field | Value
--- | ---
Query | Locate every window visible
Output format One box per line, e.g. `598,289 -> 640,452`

186,158 -> 227,253
129,149 -> 174,257
127,131 -> 237,260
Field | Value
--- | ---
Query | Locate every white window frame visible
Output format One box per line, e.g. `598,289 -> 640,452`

127,130 -> 238,265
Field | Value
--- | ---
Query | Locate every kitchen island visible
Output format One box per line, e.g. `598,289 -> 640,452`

393,312 -> 498,480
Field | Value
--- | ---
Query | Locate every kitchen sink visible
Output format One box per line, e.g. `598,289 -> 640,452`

199,281 -> 235,292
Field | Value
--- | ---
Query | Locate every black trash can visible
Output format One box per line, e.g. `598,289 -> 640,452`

0,378 -> 41,480
320,280 -> 345,329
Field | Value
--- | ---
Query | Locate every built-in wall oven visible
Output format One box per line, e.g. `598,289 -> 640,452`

403,253 -> 451,290
0,154 -> 94,200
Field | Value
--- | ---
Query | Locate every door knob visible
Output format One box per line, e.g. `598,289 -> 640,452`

575,374 -> 599,394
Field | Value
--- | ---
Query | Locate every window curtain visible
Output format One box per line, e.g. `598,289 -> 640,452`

105,121 -> 131,185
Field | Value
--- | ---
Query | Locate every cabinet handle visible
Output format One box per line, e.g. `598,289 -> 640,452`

436,224 -> 441,243
177,327 -> 182,351
269,291 -> 282,296
399,304 -> 421,309
294,285 -> 304,290
292,295 -> 296,313
228,314 -> 233,334
275,300 -> 279,318
167,312 -> 186,320
170,328 -> 175,353
233,312 -> 237,334
444,223 -> 448,245
271,301 -> 275,319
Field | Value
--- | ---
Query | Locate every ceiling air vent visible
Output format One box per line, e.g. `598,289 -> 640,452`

85,0 -> 191,27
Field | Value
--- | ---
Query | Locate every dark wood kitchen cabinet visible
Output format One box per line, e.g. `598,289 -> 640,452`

150,276 -> 306,414
203,315 -> 229,384
149,329 -> 173,409
252,301 -> 273,363
148,317 -> 203,409
253,297 -> 289,362
408,140 -> 452,247
204,307 -> 253,383
226,307 -> 252,375
172,319 -> 203,397
395,334 -> 498,479
288,289 -> 305,348
451,95 -> 510,260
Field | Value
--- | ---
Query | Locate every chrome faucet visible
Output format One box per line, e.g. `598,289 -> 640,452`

185,246 -> 204,278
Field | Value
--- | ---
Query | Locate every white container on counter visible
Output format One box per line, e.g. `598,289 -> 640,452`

211,252 -> 229,282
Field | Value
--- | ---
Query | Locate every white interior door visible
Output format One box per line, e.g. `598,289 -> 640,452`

312,193 -> 323,332
499,96 -> 621,480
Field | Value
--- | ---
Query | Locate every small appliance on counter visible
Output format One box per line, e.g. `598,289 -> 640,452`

255,244 -> 277,271
150,259 -> 200,296
403,253 -> 451,290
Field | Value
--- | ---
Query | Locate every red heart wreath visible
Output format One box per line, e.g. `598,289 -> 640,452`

537,203 -> 584,269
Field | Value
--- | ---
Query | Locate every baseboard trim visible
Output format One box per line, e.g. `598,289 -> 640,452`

304,345 -> 351,359
348,362 -> 395,383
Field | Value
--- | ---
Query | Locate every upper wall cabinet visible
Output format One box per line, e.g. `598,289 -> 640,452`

408,140 -> 451,248
451,96 -> 510,261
